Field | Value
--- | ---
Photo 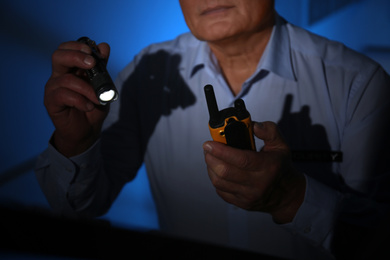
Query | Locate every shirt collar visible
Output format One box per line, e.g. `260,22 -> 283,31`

189,41 -> 210,78
259,14 -> 296,81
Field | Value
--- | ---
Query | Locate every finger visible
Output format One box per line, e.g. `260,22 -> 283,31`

253,121 -> 289,152
45,74 -> 99,111
97,42 -> 110,61
215,189 -> 240,206
51,41 -> 96,77
53,73 -> 100,104
203,141 -> 258,171
207,163 -> 247,204
203,142 -> 258,188
206,159 -> 244,191
214,188 -> 255,210
45,86 -> 95,114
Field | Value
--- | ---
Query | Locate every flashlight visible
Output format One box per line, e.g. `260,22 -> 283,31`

204,84 -> 256,150
77,37 -> 118,105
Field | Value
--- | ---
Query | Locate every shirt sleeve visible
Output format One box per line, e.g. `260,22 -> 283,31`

283,175 -> 342,250
34,56 -> 145,218
34,139 -> 109,217
35,137 -> 132,217
284,65 -> 390,256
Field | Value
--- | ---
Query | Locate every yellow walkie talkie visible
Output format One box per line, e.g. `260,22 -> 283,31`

204,84 -> 256,150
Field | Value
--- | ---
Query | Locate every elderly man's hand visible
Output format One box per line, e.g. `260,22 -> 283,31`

203,121 -> 306,224
44,40 -> 111,157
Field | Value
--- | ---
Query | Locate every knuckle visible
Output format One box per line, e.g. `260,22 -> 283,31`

233,149 -> 256,170
49,74 -> 75,91
44,87 -> 62,110
211,176 -> 224,189
217,164 -> 230,179
211,165 -> 229,188
240,187 -> 255,203
246,192 -> 259,204
52,47 -> 89,69
57,41 -> 69,49
237,154 -> 251,169
59,73 -> 76,85
44,78 -> 59,100
243,193 -> 262,211
57,40 -> 81,51
51,49 -> 62,64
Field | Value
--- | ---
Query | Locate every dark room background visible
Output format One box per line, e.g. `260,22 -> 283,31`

1,0 -> 389,233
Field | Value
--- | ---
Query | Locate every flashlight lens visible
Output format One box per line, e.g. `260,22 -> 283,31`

99,90 -> 116,102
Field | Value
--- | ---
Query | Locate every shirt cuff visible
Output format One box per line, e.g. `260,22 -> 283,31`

45,143 -> 77,191
283,175 -> 343,249
68,139 -> 103,183
45,139 -> 102,187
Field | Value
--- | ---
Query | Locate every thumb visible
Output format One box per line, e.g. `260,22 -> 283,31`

253,121 -> 289,152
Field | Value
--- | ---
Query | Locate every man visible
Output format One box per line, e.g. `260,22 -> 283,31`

36,1 -> 390,259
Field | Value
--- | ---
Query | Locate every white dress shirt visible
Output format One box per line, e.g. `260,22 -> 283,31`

35,15 -> 390,259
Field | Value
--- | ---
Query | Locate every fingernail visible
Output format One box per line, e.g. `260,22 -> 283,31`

203,143 -> 212,153
84,55 -> 94,66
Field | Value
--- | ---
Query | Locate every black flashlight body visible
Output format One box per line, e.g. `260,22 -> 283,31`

77,37 -> 118,105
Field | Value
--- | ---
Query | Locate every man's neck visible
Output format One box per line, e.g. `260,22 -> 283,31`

207,17 -> 274,96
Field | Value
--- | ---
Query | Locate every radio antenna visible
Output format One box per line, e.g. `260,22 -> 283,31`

204,84 -> 220,125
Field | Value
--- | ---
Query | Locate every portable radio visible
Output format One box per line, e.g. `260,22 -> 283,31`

77,37 -> 118,105
204,84 -> 256,150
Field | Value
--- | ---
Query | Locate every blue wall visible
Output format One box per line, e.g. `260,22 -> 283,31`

0,0 -> 389,231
